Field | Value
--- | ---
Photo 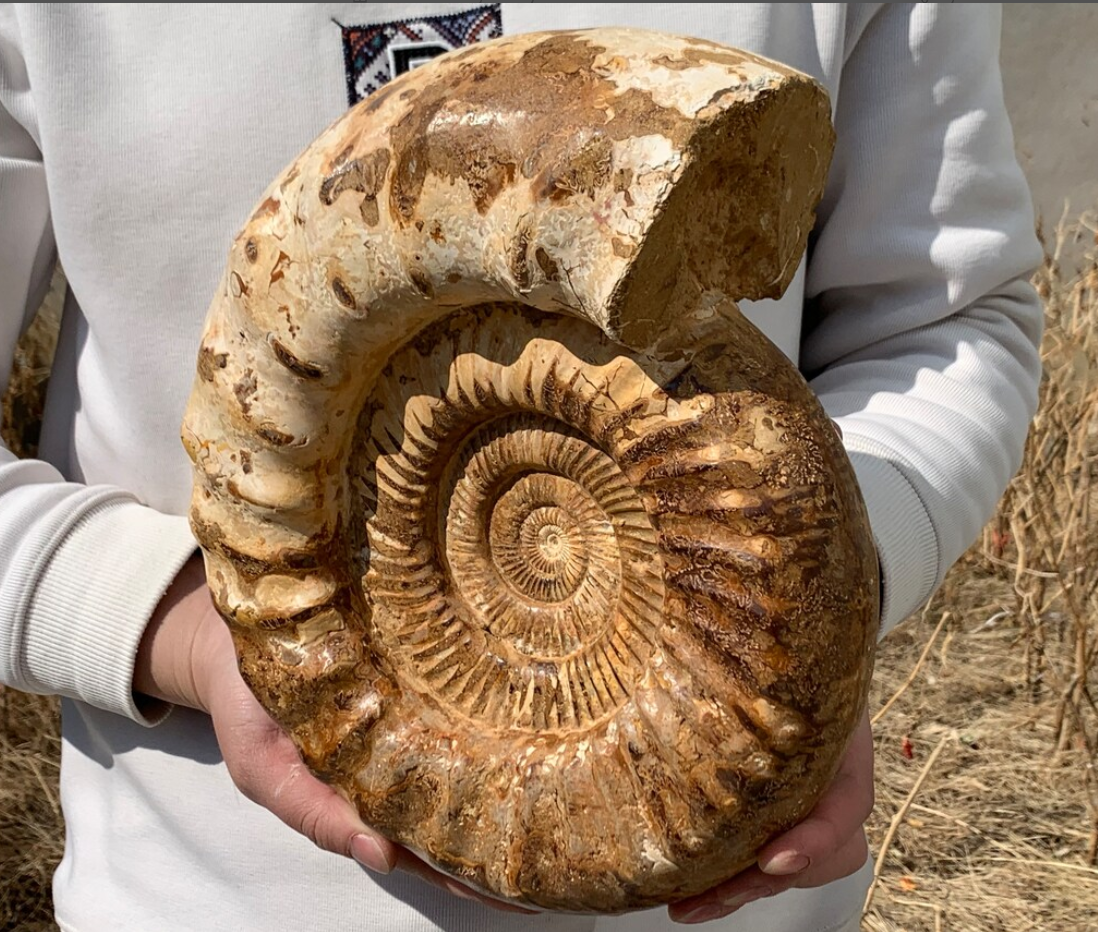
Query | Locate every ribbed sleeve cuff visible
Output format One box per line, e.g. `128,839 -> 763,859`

844,446 -> 941,638
24,499 -> 197,725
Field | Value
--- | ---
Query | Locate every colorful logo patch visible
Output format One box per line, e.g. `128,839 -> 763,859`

338,4 -> 502,107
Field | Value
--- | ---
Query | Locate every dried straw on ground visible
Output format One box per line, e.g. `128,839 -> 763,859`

864,212 -> 1098,932
0,270 -> 64,932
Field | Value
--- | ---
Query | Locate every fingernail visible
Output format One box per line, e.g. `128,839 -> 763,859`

720,887 -> 771,909
351,833 -> 392,874
761,851 -> 810,875
444,880 -> 478,902
678,886 -> 774,923
680,905 -> 730,924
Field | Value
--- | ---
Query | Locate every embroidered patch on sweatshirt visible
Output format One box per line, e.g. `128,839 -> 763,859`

338,4 -> 502,106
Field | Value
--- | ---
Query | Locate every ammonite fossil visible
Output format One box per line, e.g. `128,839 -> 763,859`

182,27 -> 879,913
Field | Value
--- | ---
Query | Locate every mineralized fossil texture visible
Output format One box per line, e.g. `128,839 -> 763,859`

182,27 -> 878,913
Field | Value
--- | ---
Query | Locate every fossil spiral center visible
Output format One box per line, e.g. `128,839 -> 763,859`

536,523 -> 566,559
487,475 -> 607,604
357,313 -> 668,733
446,431 -> 626,657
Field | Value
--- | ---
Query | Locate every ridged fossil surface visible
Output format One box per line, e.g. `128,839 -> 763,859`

182,28 -> 878,912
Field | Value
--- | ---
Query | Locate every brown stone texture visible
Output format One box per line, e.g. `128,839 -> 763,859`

181,28 -> 877,912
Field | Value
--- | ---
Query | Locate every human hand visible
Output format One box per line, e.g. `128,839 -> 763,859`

134,556 -> 535,914
668,711 -> 874,924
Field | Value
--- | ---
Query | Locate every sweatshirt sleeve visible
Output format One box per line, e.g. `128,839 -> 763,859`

804,3 -> 1043,637
0,5 -> 196,724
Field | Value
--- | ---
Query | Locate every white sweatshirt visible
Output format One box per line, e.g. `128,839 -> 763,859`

0,4 -> 1040,931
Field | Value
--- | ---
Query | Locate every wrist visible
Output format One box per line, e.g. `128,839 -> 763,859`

134,555 -> 224,712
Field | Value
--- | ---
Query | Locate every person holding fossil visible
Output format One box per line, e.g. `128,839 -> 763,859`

0,4 -> 1041,931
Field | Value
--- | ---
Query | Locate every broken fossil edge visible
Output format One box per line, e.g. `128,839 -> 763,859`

181,27 -> 878,913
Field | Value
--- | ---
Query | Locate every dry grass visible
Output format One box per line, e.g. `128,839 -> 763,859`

863,212 -> 1098,932
864,590 -> 1097,931
0,269 -> 63,932
0,689 -> 62,932
1,219 -> 1096,931
0,269 -> 62,462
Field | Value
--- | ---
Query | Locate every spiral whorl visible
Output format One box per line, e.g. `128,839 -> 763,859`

182,28 -> 877,912
357,309 -> 668,735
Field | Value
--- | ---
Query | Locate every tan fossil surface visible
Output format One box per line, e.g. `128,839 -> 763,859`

181,27 -> 878,912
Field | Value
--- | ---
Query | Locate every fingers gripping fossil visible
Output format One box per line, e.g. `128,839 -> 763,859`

182,28 -> 878,913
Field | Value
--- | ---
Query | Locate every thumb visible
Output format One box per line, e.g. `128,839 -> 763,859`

204,647 -> 397,873
251,731 -> 398,874
757,714 -> 874,879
